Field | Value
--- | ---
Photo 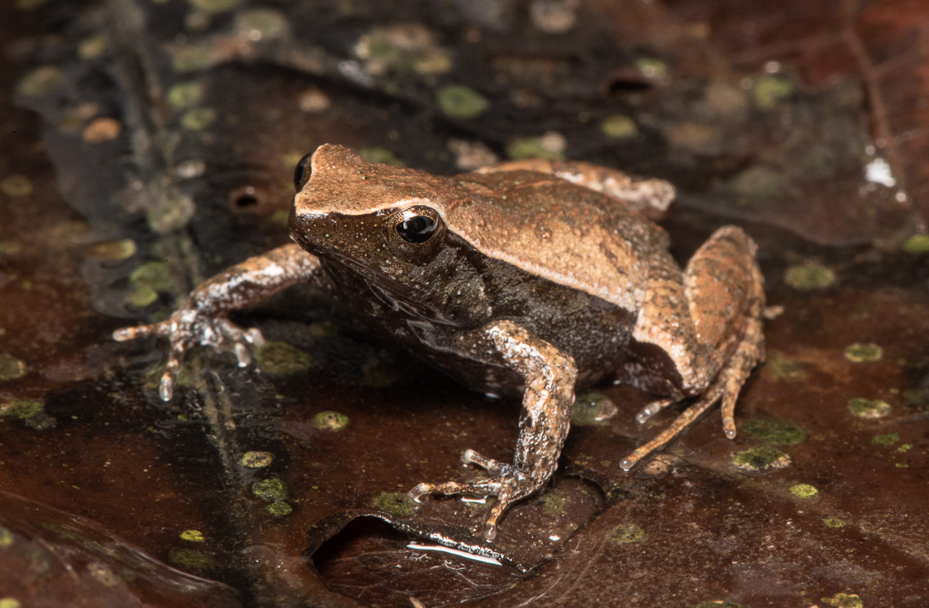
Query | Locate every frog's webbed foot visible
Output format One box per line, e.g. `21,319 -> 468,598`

114,311 -> 265,400
408,320 -> 577,542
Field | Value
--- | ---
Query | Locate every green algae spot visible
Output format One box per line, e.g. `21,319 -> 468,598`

0,599 -> 22,608
359,147 -> 404,167
789,483 -> 818,499
126,261 -> 173,308
600,115 -> 637,139
171,45 -> 213,72
872,432 -> 899,447
571,390 -> 618,426
844,343 -> 883,363
694,602 -> 742,608
822,592 -> 863,608
252,477 -> 288,502
730,165 -> 782,207
766,353 -> 805,382
636,58 -> 667,79
0,242 -> 22,256
609,522 -> 645,544
730,446 -> 791,472
312,411 -> 349,431
255,342 -> 312,376
784,262 -> 835,290
542,489 -> 566,514
903,234 -> 929,254
189,0 -> 241,13
180,107 -> 216,130
823,517 -> 846,529
0,354 -> 26,380
1,175 -> 33,197
168,82 -> 204,109
180,529 -> 204,542
89,239 -> 137,261
78,36 -> 107,59
169,548 -> 210,569
0,526 -> 12,548
266,501 -> 292,517
240,451 -> 274,468
847,398 -> 890,419
17,65 -> 61,97
898,443 -> 914,453
373,491 -> 415,517
437,85 -> 489,118
741,417 -> 807,446
507,136 -> 566,161
753,75 -> 793,110
0,398 -> 42,419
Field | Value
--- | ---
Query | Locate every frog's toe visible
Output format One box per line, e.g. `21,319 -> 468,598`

461,449 -> 509,475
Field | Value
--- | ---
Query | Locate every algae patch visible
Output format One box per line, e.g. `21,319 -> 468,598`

730,446 -> 791,472
609,522 -> 645,544
741,417 -> 807,446
255,342 -> 312,376
0,354 -> 26,380
789,483 -> 818,499
373,492 -> 416,517
847,398 -> 891,419
312,411 -> 349,431
844,343 -> 883,363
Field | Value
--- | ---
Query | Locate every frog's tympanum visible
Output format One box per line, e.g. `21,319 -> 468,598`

115,144 -> 765,541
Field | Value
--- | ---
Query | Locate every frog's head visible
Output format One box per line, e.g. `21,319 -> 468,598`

289,145 -> 488,323
289,144 -> 459,270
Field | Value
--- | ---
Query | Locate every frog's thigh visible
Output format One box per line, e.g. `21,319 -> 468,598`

633,226 -> 762,393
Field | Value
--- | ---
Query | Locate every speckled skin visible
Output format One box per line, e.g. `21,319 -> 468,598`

115,144 -> 765,541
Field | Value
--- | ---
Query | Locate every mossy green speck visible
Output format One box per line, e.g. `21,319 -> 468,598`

903,234 -> 929,254
167,82 -> 204,109
312,410 -> 349,431
730,446 -> 791,472
240,451 -> 274,468
784,262 -> 835,290
898,443 -> 914,453
78,36 -> 107,59
266,501 -> 292,517
823,517 -> 846,528
180,529 -> 204,542
844,343 -> 883,363
636,58 -> 667,79
17,66 -> 61,98
90,239 -> 136,261
609,522 -> 645,544
789,483 -> 818,498
741,417 -> 807,446
437,85 -> 488,118
0,525 -> 12,548
254,342 -> 312,376
872,432 -> 899,447
252,477 -> 288,502
0,242 -> 21,256
0,175 -> 33,197
507,136 -> 565,161
571,390 -> 617,426
181,108 -> 216,130
821,592 -> 862,608
542,489 -> 566,514
601,115 -> 637,139
766,354 -> 805,381
359,147 -> 404,166
0,355 -> 26,380
847,398 -> 891,419
168,548 -> 211,569
0,599 -> 22,608
753,75 -> 793,109
373,492 -> 415,517
0,398 -> 42,419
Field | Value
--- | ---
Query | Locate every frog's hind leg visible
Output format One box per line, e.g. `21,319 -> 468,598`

622,226 -> 765,470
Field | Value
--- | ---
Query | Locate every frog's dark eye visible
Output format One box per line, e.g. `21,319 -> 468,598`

396,214 -> 437,243
386,205 -> 445,258
293,152 -> 313,192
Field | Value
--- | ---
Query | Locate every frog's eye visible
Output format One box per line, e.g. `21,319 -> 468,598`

396,213 -> 437,244
293,152 -> 313,192
386,205 -> 445,257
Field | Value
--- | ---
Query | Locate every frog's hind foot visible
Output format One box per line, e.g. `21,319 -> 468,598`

408,449 -> 533,542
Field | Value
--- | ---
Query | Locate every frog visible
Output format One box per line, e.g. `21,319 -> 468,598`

114,144 -> 765,541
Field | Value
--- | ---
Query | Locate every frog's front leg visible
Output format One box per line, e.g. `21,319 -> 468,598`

408,320 -> 578,542
620,226 -> 766,470
113,243 -> 332,400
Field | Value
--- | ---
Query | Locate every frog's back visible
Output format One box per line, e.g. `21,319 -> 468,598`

447,170 -> 672,313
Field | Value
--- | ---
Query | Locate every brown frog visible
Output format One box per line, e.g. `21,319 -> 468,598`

114,144 -> 765,541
